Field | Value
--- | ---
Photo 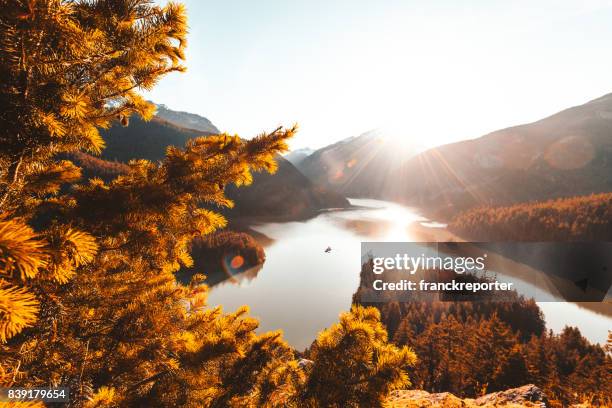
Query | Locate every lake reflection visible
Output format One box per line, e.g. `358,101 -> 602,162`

207,198 -> 611,349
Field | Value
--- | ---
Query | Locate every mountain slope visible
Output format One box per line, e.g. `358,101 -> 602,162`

94,115 -> 348,219
399,93 -> 612,216
100,116 -> 205,162
448,192 -> 612,241
284,147 -> 314,166
227,156 -> 348,219
153,103 -> 219,133
297,130 -> 422,197
299,93 -> 612,217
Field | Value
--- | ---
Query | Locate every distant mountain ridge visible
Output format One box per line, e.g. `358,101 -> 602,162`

284,147 -> 314,166
298,93 -> 612,218
100,116 -> 204,162
93,110 -> 348,219
296,130 -> 422,197
399,93 -> 612,217
153,102 -> 220,134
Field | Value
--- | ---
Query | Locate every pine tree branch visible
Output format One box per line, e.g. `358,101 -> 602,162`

0,153 -> 25,210
127,370 -> 169,393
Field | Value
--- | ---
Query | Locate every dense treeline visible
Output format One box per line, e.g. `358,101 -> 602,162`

354,296 -> 611,407
67,151 -> 130,181
449,192 -> 612,241
0,1 -> 414,407
353,255 -> 611,407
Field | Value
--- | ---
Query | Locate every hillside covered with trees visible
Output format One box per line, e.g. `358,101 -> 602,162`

353,259 -> 612,407
449,192 -> 612,241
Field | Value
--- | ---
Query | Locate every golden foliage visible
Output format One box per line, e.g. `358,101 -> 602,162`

0,402 -> 46,408
0,0 -> 189,211
303,306 -> 417,407
24,160 -> 82,195
0,283 -> 39,343
0,217 -> 46,342
0,215 -> 97,342
83,387 -> 117,408
449,193 -> 612,241
0,217 -> 47,281
0,1 -> 416,406
45,227 -> 98,283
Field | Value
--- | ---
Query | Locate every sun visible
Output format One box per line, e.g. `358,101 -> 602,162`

377,126 -> 428,154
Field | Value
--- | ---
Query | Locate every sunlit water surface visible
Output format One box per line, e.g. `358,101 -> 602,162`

207,198 -> 611,349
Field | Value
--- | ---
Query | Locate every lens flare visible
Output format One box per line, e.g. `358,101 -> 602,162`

222,251 -> 248,278
230,255 -> 245,269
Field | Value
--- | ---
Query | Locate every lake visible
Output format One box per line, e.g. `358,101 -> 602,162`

208,198 -> 612,350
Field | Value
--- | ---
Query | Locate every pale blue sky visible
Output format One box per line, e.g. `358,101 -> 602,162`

147,0 -> 612,150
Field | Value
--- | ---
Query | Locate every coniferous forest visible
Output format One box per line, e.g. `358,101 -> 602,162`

0,1 -> 611,407
449,193 -> 612,242
356,295 -> 611,407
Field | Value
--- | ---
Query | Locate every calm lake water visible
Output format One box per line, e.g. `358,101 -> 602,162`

208,198 -> 612,350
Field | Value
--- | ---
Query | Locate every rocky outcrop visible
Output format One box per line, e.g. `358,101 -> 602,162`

387,384 -> 547,407
474,385 -> 547,407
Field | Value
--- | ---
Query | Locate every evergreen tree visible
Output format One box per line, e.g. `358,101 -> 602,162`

472,313 -> 517,394
492,344 -> 530,390
302,306 -> 416,407
525,333 -> 553,387
392,316 -> 415,348
1,1 -> 416,406
0,0 -> 188,345
0,0 -> 188,212
381,301 -> 402,337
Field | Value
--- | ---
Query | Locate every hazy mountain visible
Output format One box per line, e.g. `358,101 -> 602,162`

153,103 -> 220,134
94,116 -> 348,219
296,130 -> 422,197
284,147 -> 314,166
298,94 -> 612,218
398,93 -> 612,217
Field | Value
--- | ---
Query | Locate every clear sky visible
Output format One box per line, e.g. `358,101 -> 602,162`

146,0 -> 612,150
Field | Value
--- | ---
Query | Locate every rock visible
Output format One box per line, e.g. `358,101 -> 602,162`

475,384 -> 548,407
387,389 -> 468,407
387,384 -> 548,407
